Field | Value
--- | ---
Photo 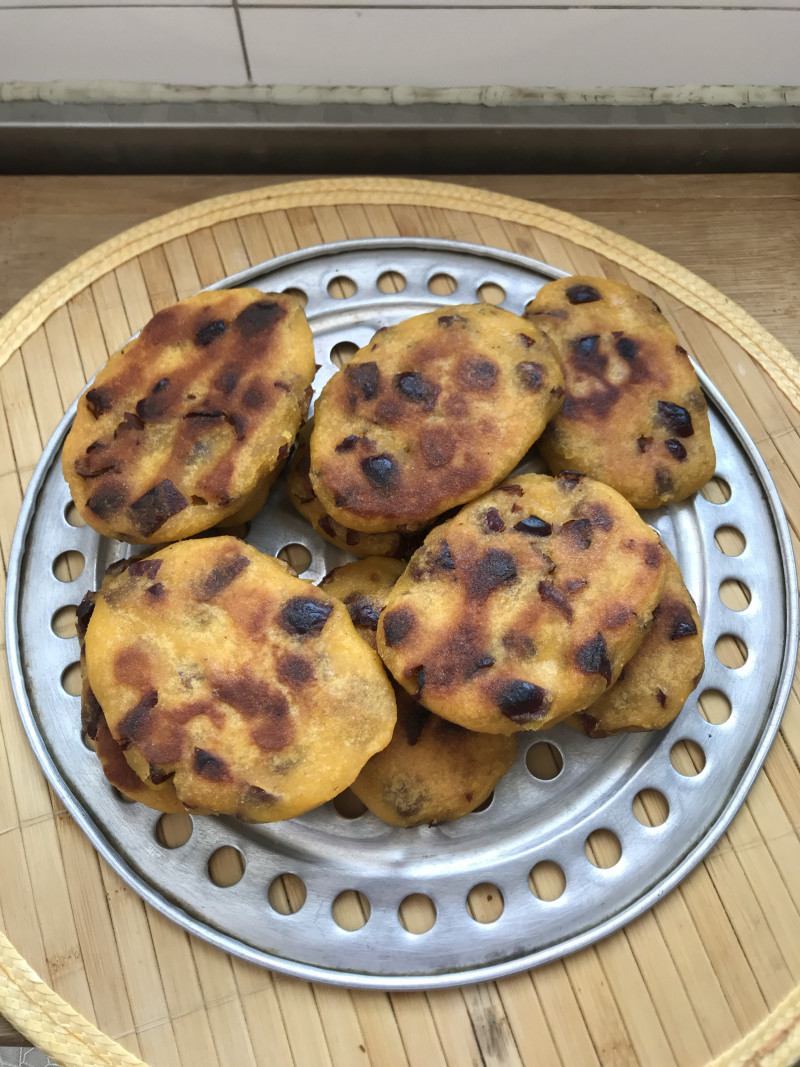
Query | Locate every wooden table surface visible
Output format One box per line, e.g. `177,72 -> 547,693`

0,171 -> 798,1051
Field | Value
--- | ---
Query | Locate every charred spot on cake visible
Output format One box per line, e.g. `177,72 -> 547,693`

135,377 -> 173,421
114,411 -> 145,438
438,314 -> 466,328
572,335 -> 607,375
75,592 -> 96,640
467,548 -> 518,599
85,387 -> 113,418
345,528 -> 361,547
538,580 -> 574,621
431,540 -> 455,571
212,671 -> 294,751
243,383 -> 268,410
655,468 -> 674,497
279,596 -> 333,637
395,371 -> 440,409
277,652 -> 315,686
502,631 -> 536,659
148,764 -> 172,785
74,443 -> 118,479
665,438 -> 688,461
498,484 -> 523,497
669,605 -> 698,640
195,319 -> 227,346
117,690 -> 159,744
335,434 -> 360,453
495,679 -> 550,723
566,283 -> 601,305
382,606 -> 416,647
360,453 -> 400,494
193,747 -> 230,782
562,517 -> 592,550
518,333 -> 537,348
347,361 -> 381,401
130,480 -> 188,537
235,300 -> 285,339
318,515 -> 337,539
516,361 -> 545,391
657,400 -> 694,438
420,427 -> 456,469
246,785 -> 279,805
614,336 -> 639,362
460,357 -> 498,391
343,593 -> 381,630
214,365 -> 240,395
146,582 -> 165,599
604,604 -> 635,627
513,515 -> 552,537
87,482 -> 127,520
193,553 -> 250,601
644,542 -> 661,568
558,471 -> 585,490
637,436 -> 653,453
586,503 -> 613,531
575,633 -> 612,685
83,689 -> 103,740
402,704 -> 432,747
484,507 -> 505,533
656,688 -> 667,708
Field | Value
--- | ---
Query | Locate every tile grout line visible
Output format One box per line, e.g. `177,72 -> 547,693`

231,0 -> 254,83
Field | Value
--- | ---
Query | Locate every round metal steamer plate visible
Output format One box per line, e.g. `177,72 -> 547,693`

6,239 -> 798,990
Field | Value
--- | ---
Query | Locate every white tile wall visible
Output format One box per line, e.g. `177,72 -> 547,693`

0,6 -> 246,82
242,7 -> 800,89
0,2 -> 797,89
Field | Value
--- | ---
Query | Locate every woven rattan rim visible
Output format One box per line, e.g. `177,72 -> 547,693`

0,176 -> 798,1067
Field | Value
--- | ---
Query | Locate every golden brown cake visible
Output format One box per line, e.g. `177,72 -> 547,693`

288,422 -> 422,559
63,289 -> 315,543
83,537 -> 397,821
569,549 -> 704,736
351,689 -> 517,827
525,276 -> 715,508
309,303 -> 564,533
378,472 -> 667,734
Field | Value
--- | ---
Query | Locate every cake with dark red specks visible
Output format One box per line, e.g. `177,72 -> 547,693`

320,557 -> 517,826
568,548 -> 704,737
287,421 -> 425,559
377,472 -> 667,735
308,303 -> 564,534
81,537 -> 397,821
62,288 -> 315,543
525,276 -> 716,509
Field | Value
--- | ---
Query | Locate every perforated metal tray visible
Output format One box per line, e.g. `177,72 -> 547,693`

6,238 -> 798,990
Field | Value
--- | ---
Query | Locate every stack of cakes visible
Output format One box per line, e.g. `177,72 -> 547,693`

64,275 -> 712,827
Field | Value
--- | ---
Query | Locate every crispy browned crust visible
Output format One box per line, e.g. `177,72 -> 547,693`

377,473 -> 667,734
525,276 -> 716,509
309,303 -> 564,532
83,537 -> 397,821
62,289 -> 315,543
568,549 -> 704,736
287,422 -> 423,559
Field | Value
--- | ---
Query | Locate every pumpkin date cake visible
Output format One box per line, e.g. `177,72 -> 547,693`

568,547 -> 705,737
288,422 -> 423,559
62,288 -> 315,543
378,472 -> 668,735
322,558 -> 518,827
524,276 -> 715,509
309,303 -> 564,533
81,537 -> 397,821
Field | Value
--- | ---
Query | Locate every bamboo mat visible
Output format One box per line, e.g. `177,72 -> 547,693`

0,176 -> 799,1067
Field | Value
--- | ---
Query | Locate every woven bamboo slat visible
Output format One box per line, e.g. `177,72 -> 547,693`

0,176 -> 798,1067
